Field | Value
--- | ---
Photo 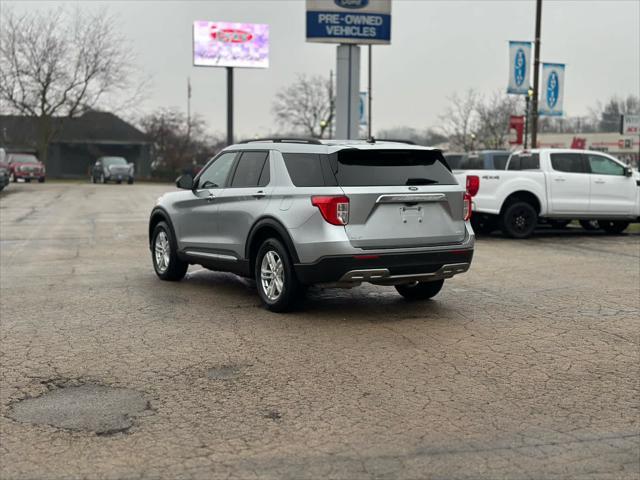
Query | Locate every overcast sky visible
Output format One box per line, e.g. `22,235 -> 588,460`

7,0 -> 640,137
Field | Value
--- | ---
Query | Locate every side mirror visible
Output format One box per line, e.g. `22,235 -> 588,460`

176,174 -> 194,190
624,166 -> 632,177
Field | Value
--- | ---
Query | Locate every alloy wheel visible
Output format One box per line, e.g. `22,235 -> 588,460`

260,251 -> 284,301
154,231 -> 170,273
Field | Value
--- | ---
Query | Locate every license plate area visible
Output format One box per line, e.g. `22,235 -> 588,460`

400,205 -> 424,224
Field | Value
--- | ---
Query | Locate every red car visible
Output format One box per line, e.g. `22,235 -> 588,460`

8,153 -> 46,183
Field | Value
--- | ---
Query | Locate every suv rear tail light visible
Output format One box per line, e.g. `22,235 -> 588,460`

466,175 -> 480,197
311,196 -> 349,225
463,193 -> 472,221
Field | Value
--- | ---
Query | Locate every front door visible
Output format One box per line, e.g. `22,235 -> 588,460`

172,151 -> 237,252
586,153 -> 636,215
547,152 -> 590,214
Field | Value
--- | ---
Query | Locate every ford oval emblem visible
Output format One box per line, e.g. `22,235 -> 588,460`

408,186 -> 418,191
546,70 -> 559,108
514,48 -> 526,87
335,0 -> 369,9
210,27 -> 253,44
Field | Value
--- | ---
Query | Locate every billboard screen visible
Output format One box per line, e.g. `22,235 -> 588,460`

193,21 -> 269,68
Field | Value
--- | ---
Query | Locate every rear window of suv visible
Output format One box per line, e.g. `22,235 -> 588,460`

332,149 -> 455,186
508,153 -> 540,170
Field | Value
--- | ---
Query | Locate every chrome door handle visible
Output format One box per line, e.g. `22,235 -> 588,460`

253,191 -> 266,199
554,178 -> 566,182
207,194 -> 216,202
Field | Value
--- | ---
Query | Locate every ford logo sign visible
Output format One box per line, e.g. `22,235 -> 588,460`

514,48 -> 526,87
210,27 -> 253,44
335,0 -> 369,9
546,70 -> 559,108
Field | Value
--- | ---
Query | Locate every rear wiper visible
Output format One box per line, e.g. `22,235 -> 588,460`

406,178 -> 437,185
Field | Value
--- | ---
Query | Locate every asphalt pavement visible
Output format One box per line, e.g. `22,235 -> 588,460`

1,182 -> 638,479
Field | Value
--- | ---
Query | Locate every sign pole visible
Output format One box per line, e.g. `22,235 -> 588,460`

227,67 -> 234,146
368,45 -> 372,139
524,95 -> 530,149
530,0 -> 542,149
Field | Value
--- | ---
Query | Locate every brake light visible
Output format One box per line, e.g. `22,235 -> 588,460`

463,193 -> 472,221
311,196 -> 349,225
466,175 -> 480,197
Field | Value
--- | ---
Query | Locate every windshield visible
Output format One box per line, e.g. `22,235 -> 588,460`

9,154 -> 38,164
102,157 -> 128,166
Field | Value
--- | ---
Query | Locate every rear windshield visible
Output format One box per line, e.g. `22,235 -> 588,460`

508,153 -> 540,170
443,154 -> 465,169
282,150 -> 455,187
493,153 -> 510,170
332,149 -> 455,186
459,155 -> 484,170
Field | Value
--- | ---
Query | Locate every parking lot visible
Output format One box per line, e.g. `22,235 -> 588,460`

1,182 -> 638,479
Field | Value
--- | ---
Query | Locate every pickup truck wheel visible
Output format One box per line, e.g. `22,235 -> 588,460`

579,220 -> 600,231
501,201 -> 537,239
255,238 -> 303,312
152,221 -> 188,281
599,220 -> 629,234
396,279 -> 444,300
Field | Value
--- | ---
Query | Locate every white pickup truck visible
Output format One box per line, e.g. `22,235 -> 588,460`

454,149 -> 640,238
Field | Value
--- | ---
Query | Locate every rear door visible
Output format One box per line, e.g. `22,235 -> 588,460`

547,152 -> 590,214
214,150 -> 271,259
331,149 -> 467,249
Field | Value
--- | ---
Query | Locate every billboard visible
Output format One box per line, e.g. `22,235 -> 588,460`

620,114 -> 639,135
507,41 -> 532,95
539,63 -> 565,117
193,21 -> 269,68
306,0 -> 392,45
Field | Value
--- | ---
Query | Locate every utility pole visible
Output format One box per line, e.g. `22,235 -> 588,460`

530,0 -> 543,148
329,70 -> 334,139
226,67 -> 234,146
367,45 -> 372,139
186,77 -> 192,140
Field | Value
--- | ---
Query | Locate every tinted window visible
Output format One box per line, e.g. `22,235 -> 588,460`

460,156 -> 484,170
197,152 -> 236,189
587,154 -> 625,176
493,154 -> 509,170
230,151 -> 269,187
9,154 -> 38,164
551,153 -> 586,173
443,154 -> 464,169
508,153 -> 540,170
283,153 -> 326,187
332,149 -> 455,186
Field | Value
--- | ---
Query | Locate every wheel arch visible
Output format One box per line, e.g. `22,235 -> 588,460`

500,190 -> 542,215
148,207 -> 177,250
245,217 -> 300,273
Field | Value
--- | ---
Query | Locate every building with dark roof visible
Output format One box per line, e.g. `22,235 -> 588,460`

0,111 -> 151,178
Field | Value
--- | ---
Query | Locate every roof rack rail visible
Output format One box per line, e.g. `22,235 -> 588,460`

238,137 -> 322,145
374,138 -> 417,145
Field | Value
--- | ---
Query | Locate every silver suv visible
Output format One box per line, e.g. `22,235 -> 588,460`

148,139 -> 474,311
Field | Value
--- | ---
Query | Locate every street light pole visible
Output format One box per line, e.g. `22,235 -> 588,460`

524,87 -> 533,149
530,0 -> 543,149
367,45 -> 372,139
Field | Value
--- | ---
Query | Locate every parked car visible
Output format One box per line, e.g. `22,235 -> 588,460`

92,156 -> 134,184
0,148 -> 9,191
148,139 -> 475,312
7,153 -> 45,183
446,150 -> 511,171
454,149 -> 640,238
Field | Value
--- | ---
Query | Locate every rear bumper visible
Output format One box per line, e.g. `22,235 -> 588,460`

294,248 -> 474,286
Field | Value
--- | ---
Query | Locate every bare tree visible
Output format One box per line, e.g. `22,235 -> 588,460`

0,6 -> 144,164
475,92 -> 522,149
438,90 -> 479,151
376,126 -> 447,146
272,75 -> 334,138
139,108 -> 225,178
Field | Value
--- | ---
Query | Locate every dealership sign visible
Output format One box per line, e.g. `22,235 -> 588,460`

539,63 -> 565,117
507,41 -> 531,94
620,114 -> 639,135
193,21 -> 269,68
306,0 -> 392,44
